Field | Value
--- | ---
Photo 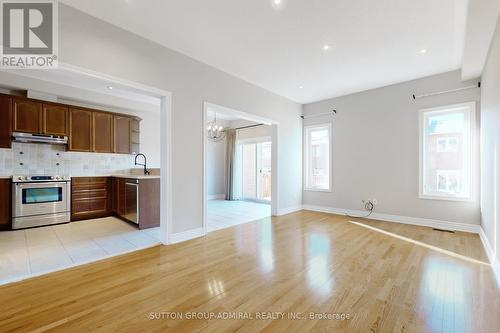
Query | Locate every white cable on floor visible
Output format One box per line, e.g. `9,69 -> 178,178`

345,201 -> 374,218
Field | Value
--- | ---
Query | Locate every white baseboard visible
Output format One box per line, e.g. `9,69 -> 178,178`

208,194 -> 225,200
302,204 -> 480,233
170,227 -> 206,244
479,227 -> 500,287
479,227 -> 495,262
276,205 -> 303,216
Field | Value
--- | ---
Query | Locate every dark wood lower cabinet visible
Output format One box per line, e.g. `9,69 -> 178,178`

137,178 -> 160,229
71,177 -> 111,221
74,176 -> 159,229
0,179 -> 12,230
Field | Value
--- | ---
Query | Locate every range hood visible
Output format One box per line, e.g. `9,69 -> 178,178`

13,132 -> 68,145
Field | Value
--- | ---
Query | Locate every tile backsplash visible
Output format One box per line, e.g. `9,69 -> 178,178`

0,143 -> 136,176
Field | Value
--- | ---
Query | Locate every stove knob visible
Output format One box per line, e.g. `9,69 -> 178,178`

17,176 -> 23,181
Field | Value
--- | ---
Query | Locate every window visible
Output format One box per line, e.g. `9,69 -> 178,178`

436,137 -> 459,152
419,102 -> 475,201
436,170 -> 461,192
304,123 -> 331,191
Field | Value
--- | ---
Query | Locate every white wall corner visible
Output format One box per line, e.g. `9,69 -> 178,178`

169,228 -> 206,244
479,227 -> 500,287
301,204 -> 481,233
276,205 -> 303,216
208,194 -> 226,200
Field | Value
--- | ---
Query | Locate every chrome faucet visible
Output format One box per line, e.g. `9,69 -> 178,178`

134,153 -> 150,175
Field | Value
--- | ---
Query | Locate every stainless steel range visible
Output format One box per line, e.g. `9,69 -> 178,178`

12,175 -> 71,229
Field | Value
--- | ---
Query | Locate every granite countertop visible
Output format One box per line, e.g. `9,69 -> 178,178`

110,174 -> 160,180
0,176 -> 12,179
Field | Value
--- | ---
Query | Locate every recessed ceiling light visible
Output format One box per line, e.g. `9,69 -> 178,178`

420,48 -> 427,54
107,85 -> 113,90
298,85 -> 304,89
322,44 -> 330,51
271,0 -> 285,9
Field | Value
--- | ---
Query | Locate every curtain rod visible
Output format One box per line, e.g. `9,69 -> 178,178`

235,123 -> 265,130
412,82 -> 480,100
301,110 -> 337,119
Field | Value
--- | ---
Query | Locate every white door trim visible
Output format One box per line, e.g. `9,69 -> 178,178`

202,102 -> 279,234
41,62 -> 173,245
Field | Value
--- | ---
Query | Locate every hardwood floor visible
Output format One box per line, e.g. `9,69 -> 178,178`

0,211 -> 498,332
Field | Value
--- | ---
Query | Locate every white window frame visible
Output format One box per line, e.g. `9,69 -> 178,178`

418,102 -> 476,202
304,123 -> 332,192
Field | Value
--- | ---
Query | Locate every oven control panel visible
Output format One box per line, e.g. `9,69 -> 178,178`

13,175 -> 70,183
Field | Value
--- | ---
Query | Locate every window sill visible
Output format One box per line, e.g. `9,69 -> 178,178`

305,187 -> 332,193
419,194 -> 474,202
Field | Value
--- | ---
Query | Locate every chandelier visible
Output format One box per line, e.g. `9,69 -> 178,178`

207,112 -> 225,141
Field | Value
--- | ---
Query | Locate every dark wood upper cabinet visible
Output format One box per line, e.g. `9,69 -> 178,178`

131,119 -> 140,154
69,108 -> 93,152
93,112 -> 113,153
0,93 -> 140,154
43,104 -> 68,136
114,116 -> 131,154
0,95 -> 12,148
13,98 -> 42,133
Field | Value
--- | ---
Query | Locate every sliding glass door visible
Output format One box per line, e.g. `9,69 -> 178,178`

242,143 -> 257,200
241,141 -> 272,202
259,142 -> 272,201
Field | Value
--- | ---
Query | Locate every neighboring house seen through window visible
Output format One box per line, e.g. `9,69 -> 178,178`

304,123 -> 331,191
419,102 -> 475,200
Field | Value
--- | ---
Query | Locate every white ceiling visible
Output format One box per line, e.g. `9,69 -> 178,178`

0,67 -> 160,113
60,0 -> 469,104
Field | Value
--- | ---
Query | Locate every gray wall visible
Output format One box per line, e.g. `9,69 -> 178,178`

57,4 -> 302,233
303,70 -> 481,225
480,16 -> 500,261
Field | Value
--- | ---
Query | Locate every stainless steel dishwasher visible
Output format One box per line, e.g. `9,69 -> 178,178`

125,180 -> 139,224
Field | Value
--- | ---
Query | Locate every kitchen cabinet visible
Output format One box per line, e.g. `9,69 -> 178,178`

71,177 -> 111,221
43,104 -> 68,136
0,179 -> 11,230
112,177 -> 160,229
0,93 -> 141,155
71,176 -> 159,228
136,178 -> 160,229
112,177 -> 127,216
69,108 -> 93,152
0,94 -> 12,148
93,112 -> 114,153
114,116 -> 131,154
131,119 -> 140,154
13,98 -> 42,134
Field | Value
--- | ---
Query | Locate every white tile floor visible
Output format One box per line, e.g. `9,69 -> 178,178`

207,199 -> 271,232
0,217 -> 160,285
